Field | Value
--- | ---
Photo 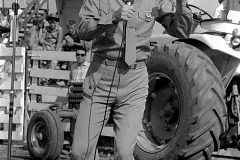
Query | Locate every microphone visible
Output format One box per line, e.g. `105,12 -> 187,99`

126,0 -> 134,5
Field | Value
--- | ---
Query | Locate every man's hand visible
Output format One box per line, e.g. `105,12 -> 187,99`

68,41 -> 75,46
112,5 -> 135,23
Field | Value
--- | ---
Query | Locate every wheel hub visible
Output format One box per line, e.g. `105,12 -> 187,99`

137,74 -> 181,153
150,88 -> 179,142
36,133 -> 43,141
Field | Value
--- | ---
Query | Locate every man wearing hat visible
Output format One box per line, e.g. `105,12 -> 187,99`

41,13 -> 63,71
27,15 -> 43,51
42,13 -> 63,52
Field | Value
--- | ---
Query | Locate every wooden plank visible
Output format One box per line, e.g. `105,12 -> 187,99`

6,64 -> 24,73
28,102 -> 51,111
29,85 -> 68,97
31,51 -> 76,61
30,60 -> 39,103
41,95 -> 68,103
0,47 -> 25,57
30,68 -> 70,80
0,81 -> 23,90
0,73 -> 8,79
0,98 -> 22,107
0,131 -> 22,140
28,102 -> 69,112
0,114 -> 22,123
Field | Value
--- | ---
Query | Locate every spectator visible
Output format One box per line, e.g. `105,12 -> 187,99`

66,48 -> 90,144
41,12 -> 63,51
69,49 -> 90,83
63,20 -> 87,52
41,13 -> 63,70
62,20 -> 90,70
0,8 -> 10,39
27,15 -> 43,51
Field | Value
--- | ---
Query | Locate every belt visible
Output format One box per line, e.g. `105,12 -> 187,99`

93,55 -> 146,70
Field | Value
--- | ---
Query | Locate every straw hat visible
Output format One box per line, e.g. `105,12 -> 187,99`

46,13 -> 60,22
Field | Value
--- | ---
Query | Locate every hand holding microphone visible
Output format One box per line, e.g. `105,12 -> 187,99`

112,0 -> 135,23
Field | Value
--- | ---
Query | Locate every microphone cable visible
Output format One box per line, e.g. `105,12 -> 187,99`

92,19 -> 127,160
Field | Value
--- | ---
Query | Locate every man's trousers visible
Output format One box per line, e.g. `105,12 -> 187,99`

71,59 -> 148,160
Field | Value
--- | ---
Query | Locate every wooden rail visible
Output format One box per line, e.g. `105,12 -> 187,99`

0,47 -> 25,140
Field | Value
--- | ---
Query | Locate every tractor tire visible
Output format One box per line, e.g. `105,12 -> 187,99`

134,42 -> 228,160
27,109 -> 64,160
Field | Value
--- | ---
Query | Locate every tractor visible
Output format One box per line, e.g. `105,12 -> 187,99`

25,0 -> 240,159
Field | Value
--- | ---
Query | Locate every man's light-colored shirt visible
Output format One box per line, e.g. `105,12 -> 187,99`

70,61 -> 90,82
78,0 -> 193,61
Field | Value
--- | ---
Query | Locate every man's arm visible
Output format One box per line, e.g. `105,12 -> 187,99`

157,0 -> 193,38
28,27 -> 36,50
78,0 -> 134,41
40,29 -> 54,49
56,27 -> 63,51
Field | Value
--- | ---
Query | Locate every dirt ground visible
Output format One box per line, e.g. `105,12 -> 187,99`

0,141 -> 114,160
1,140 -> 240,160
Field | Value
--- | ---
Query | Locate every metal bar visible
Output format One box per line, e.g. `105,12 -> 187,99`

212,154 -> 240,160
58,110 -> 77,118
23,51 -> 30,142
7,1 -> 18,159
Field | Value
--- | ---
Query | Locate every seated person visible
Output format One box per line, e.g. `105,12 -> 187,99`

41,13 -> 63,51
27,15 -> 43,51
41,13 -> 63,70
63,20 -> 84,51
0,8 -> 10,38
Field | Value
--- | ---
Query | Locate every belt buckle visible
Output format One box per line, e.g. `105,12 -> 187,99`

128,63 -> 137,70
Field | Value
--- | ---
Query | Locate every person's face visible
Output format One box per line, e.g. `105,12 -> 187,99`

48,19 -> 57,30
76,50 -> 86,63
68,25 -> 75,34
2,10 -> 8,16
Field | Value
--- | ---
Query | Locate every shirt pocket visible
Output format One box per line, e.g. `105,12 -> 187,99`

99,2 -> 111,16
137,9 -> 157,37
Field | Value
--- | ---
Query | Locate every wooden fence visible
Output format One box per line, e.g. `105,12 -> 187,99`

27,50 -> 113,137
0,49 -> 113,141
28,50 -> 75,112
0,47 -> 25,140
26,51 -> 75,133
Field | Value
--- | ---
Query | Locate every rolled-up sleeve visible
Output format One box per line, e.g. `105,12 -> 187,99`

157,0 -> 193,38
78,0 -> 115,41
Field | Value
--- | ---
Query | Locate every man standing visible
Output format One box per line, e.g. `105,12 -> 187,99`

69,49 -> 90,83
71,0 -> 193,160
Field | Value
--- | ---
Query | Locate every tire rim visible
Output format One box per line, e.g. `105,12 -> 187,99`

30,121 -> 48,154
137,73 -> 180,153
